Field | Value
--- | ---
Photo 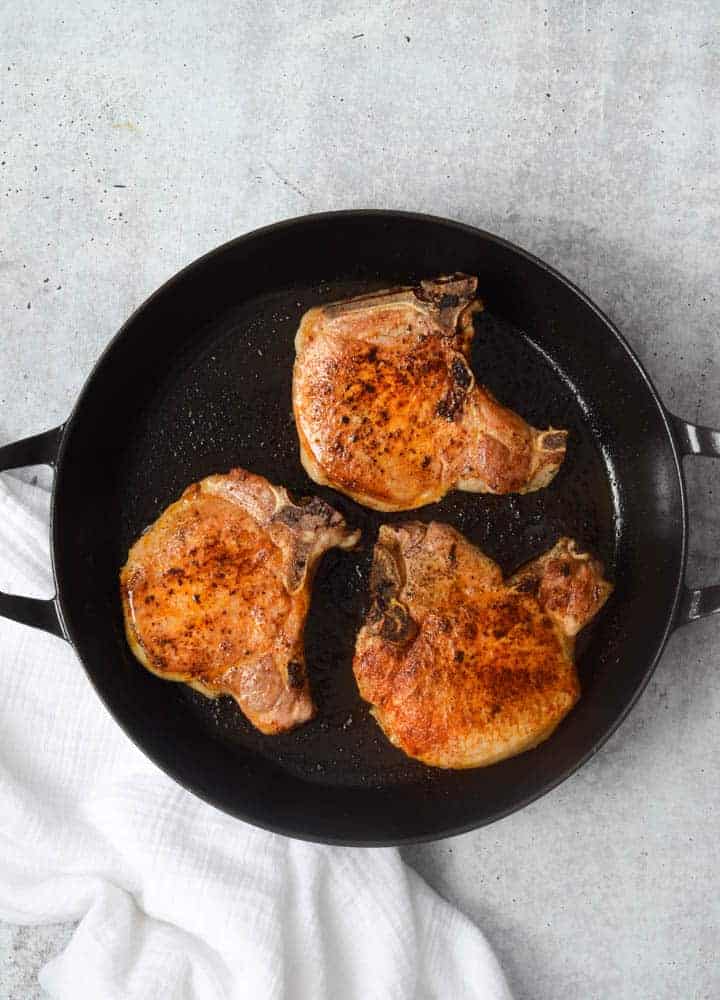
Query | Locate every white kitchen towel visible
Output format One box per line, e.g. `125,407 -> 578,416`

0,471 -> 512,1000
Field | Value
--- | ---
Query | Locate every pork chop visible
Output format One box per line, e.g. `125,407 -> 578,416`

293,275 -> 567,511
120,469 -> 359,734
353,522 -> 612,768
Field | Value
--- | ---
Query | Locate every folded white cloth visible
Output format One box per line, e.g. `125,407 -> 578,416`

0,472 -> 512,1000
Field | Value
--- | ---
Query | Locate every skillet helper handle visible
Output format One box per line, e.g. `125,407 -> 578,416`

670,413 -> 720,626
0,426 -> 65,638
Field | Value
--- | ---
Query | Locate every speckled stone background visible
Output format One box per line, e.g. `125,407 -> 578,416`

1,2 -> 719,998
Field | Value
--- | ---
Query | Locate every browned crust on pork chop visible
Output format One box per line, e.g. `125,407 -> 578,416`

120,468 -> 359,734
293,275 -> 567,511
353,523 -> 611,767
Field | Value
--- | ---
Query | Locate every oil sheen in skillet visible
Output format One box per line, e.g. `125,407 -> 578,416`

115,279 -> 616,789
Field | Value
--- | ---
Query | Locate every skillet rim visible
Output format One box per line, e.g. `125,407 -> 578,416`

48,209 -> 688,844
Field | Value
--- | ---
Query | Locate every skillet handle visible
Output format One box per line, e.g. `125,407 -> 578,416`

0,426 -> 66,638
670,413 -> 720,627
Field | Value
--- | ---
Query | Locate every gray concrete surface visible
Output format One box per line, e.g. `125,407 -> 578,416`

1,1 -> 719,998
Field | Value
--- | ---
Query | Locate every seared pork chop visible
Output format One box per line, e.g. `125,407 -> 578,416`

293,275 -> 567,511
353,523 -> 612,767
120,469 -> 359,734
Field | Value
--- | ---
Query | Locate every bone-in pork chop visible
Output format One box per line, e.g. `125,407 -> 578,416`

293,275 -> 567,511
120,469 -> 359,734
353,522 -> 612,767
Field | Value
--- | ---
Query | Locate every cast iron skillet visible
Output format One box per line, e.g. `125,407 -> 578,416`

1,211 -> 719,845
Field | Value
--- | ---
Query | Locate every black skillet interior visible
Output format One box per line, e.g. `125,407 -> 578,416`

54,212 -> 684,843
